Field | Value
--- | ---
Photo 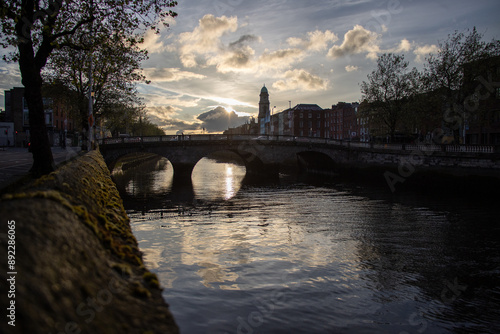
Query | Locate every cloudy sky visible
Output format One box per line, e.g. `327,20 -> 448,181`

1,0 -> 499,134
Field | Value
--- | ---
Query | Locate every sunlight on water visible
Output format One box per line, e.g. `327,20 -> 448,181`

225,165 -> 234,200
192,157 -> 246,201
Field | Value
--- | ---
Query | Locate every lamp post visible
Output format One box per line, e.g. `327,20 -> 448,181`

87,0 -> 94,151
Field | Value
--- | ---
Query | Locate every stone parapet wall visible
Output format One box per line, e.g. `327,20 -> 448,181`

349,149 -> 500,175
0,149 -> 179,334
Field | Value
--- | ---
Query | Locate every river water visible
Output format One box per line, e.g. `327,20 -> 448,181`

112,155 -> 500,334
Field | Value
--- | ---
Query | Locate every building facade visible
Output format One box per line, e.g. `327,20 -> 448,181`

463,56 -> 500,144
325,102 -> 360,140
255,86 -> 364,139
4,87 -> 75,147
289,104 -> 324,137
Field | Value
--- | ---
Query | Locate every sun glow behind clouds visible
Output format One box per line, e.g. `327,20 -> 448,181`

223,105 -> 252,117
208,96 -> 256,109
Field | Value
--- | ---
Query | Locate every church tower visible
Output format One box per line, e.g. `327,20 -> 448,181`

258,85 -> 270,134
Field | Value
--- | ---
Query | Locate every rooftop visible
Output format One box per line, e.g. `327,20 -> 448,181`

292,104 -> 323,111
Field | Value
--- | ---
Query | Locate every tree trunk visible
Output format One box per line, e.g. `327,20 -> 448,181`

24,77 -> 55,177
18,33 -> 55,177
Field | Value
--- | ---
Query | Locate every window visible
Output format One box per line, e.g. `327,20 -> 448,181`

308,113 -> 312,118
299,121 -> 303,128
300,113 -> 303,118
496,87 -> 500,99
45,112 -> 52,126
23,111 -> 29,126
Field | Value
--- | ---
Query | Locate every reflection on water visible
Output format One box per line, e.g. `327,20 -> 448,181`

112,156 -> 245,210
192,158 -> 246,201
114,157 -> 173,197
114,157 -> 500,334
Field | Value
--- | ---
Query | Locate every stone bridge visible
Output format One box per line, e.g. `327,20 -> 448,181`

99,135 -> 346,180
99,134 -> 500,189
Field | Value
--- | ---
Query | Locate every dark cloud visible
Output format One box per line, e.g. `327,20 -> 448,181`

145,107 -> 201,133
212,35 -> 260,72
147,114 -> 201,132
228,34 -> 260,49
148,105 -> 179,115
197,106 -> 250,132
220,48 -> 253,68
167,120 -> 201,132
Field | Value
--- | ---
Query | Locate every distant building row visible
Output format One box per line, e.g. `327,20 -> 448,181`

1,87 -> 76,147
227,54 -> 500,145
226,85 -> 367,141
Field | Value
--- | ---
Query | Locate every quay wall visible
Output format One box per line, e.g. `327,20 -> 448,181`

332,147 -> 500,193
0,150 -> 179,334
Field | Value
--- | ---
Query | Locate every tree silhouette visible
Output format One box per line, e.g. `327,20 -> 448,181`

0,0 -> 177,176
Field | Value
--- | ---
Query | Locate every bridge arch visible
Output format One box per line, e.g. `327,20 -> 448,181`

296,151 -> 338,175
106,152 -> 168,174
101,144 -> 276,186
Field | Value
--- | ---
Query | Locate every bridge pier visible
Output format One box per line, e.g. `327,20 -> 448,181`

170,162 -> 196,201
243,162 -> 280,183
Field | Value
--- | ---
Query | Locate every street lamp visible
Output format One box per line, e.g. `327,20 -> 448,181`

87,0 -> 94,151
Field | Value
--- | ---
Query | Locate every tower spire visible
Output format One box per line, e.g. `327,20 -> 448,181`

258,85 -> 270,134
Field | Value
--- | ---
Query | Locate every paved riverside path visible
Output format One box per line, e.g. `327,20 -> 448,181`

0,146 -> 82,192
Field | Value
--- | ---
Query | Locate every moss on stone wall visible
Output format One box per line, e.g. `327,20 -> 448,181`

0,149 -> 179,334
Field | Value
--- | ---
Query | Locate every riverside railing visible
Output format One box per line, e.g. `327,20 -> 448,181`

97,135 -> 497,154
